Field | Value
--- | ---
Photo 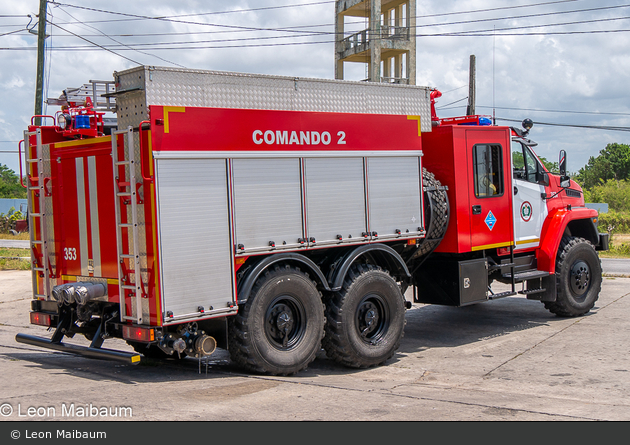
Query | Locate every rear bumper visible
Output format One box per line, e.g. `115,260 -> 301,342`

15,333 -> 141,365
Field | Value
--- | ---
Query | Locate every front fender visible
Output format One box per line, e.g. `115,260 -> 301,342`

537,206 -> 598,273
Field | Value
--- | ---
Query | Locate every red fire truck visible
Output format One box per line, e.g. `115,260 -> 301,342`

16,66 -> 608,375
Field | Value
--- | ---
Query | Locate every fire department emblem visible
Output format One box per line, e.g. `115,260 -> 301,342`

484,211 -> 497,231
520,201 -> 533,222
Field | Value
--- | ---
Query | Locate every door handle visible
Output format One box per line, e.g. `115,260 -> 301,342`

472,205 -> 482,215
514,186 -> 519,195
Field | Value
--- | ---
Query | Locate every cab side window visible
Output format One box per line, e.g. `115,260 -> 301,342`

473,144 -> 503,198
512,140 -> 543,184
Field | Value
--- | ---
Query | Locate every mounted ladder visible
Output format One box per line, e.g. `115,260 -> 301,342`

23,128 -> 52,300
111,127 -> 145,325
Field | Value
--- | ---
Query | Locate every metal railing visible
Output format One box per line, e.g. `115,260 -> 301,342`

339,26 -> 411,54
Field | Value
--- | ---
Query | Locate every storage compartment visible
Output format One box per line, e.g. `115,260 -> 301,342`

414,257 -> 488,306
155,158 -> 235,320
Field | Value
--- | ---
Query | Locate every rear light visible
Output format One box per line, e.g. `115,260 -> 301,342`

30,312 -> 52,327
122,325 -> 155,342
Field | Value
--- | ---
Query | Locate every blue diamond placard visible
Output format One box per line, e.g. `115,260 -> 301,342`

485,211 -> 497,231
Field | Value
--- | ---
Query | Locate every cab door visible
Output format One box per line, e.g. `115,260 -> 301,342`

466,130 -> 513,251
511,139 -> 548,251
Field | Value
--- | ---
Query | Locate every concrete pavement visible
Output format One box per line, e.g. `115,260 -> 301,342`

0,269 -> 628,421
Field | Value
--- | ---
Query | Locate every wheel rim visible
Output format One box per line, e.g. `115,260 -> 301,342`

355,294 -> 390,345
264,295 -> 306,350
569,260 -> 591,298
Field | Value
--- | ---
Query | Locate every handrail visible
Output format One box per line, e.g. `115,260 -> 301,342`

18,140 -> 26,188
138,120 -> 153,183
30,115 -> 56,126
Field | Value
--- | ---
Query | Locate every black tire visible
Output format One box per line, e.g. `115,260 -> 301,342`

323,264 -> 406,368
544,236 -> 602,317
126,341 -> 187,360
228,265 -> 325,375
412,168 -> 449,260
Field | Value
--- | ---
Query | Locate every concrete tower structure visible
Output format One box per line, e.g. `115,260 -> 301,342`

335,0 -> 416,84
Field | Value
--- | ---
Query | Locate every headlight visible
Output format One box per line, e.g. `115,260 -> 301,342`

58,113 -> 72,130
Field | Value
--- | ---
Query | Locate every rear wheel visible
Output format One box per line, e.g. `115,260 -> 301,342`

323,264 -> 405,368
544,236 -> 602,317
228,265 -> 324,375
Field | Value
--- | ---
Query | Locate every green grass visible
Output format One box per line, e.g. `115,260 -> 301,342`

0,232 -> 29,240
599,233 -> 630,258
0,247 -> 30,270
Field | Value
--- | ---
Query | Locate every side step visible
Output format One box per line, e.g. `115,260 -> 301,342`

488,291 -> 517,300
502,269 -> 550,282
519,287 -> 546,296
15,333 -> 141,365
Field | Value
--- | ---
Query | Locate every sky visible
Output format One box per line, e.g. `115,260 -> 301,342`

1,0 -> 629,179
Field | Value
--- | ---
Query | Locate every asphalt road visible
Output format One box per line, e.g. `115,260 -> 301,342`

0,239 -> 29,249
0,269 -> 629,422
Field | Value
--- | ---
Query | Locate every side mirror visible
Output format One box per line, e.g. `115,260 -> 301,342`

559,150 -> 567,177
559,150 -> 570,188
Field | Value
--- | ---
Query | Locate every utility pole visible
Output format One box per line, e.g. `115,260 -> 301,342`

34,0 -> 48,126
466,54 -> 476,116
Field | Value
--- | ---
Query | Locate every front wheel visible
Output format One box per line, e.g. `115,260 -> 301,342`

323,264 -> 406,368
228,265 -> 324,375
544,236 -> 602,317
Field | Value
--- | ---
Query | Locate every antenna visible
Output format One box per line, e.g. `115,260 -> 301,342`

492,26 -> 496,125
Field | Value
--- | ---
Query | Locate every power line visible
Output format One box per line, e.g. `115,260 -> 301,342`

41,2 -> 630,46
48,1 -> 630,37
51,1 -> 335,19
47,0 -> 579,30
437,97 -> 469,108
44,15 -> 630,49
414,4 -> 630,30
54,6 -> 184,67
478,106 -> 630,117
439,15 -> 630,37
0,28 -> 28,38
47,20 -> 142,65
496,117 -> 630,132
50,1 -> 334,36
3,25 -> 629,52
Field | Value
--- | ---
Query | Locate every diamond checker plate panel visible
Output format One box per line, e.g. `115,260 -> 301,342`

114,66 -> 432,132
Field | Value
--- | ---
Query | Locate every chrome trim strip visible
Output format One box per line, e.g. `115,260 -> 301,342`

87,156 -> 101,276
75,158 -> 89,276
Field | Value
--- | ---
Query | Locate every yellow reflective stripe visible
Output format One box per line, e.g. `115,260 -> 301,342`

471,241 -> 514,252
515,238 -> 540,245
53,136 -> 112,148
163,106 -> 186,133
407,115 -> 422,136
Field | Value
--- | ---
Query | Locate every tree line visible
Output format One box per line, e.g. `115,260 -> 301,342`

0,164 -> 26,199
575,143 -> 630,214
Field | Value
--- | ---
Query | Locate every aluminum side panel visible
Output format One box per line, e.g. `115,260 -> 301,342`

114,66 -> 431,131
304,157 -> 367,244
155,158 -> 234,319
367,157 -> 423,238
232,158 -> 303,252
